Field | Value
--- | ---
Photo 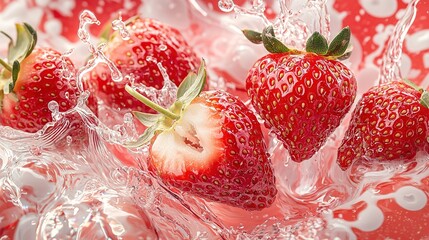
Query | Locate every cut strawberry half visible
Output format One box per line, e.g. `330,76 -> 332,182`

125,60 -> 277,211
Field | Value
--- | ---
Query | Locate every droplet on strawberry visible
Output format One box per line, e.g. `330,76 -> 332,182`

244,26 -> 357,162
125,61 -> 277,211
337,80 -> 429,170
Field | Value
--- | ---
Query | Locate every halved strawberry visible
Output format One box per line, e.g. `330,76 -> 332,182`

243,26 -> 357,162
0,23 -> 97,147
125,61 -> 277,211
337,80 -> 429,170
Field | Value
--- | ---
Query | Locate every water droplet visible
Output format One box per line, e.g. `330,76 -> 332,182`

56,81 -> 64,89
158,44 -> 167,51
66,136 -> 73,145
145,56 -> 157,63
111,13 -> 130,40
48,101 -> 60,121
218,0 -> 234,12
48,101 -> 59,113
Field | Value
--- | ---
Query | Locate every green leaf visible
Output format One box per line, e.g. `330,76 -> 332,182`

7,23 -> 37,63
242,29 -> 263,44
177,59 -> 207,105
133,111 -> 161,127
305,31 -> 328,55
125,123 -> 158,148
11,60 -> 20,87
262,26 -> 290,53
23,23 -> 37,58
326,26 -> 351,56
177,72 -> 197,99
420,91 -> 429,109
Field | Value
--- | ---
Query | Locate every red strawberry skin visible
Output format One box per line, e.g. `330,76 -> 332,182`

246,53 -> 357,162
1,48 -> 80,132
0,47 -> 98,149
337,81 -> 429,170
87,17 -> 201,112
148,90 -> 277,211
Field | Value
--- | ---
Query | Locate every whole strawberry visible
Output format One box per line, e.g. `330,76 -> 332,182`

337,81 -> 429,170
0,23 -> 97,148
86,16 -> 201,113
243,26 -> 357,162
125,61 -> 277,211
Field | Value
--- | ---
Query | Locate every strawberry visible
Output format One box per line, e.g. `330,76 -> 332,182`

125,61 -> 277,211
0,23 -> 97,145
86,16 -> 201,113
243,26 -> 357,162
337,80 -> 429,170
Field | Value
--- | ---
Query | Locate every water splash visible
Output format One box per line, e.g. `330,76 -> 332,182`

111,13 -> 131,40
128,60 -> 178,109
75,10 -> 123,93
378,0 -> 421,85
218,0 -> 330,49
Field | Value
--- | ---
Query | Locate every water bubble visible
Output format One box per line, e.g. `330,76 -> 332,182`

158,44 -> 167,51
48,101 -> 60,120
66,136 -> 73,145
146,56 -> 157,63
218,0 -> 235,12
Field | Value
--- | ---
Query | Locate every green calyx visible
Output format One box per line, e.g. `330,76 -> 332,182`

242,26 -> 352,60
403,78 -> 429,109
0,23 -> 37,93
124,59 -> 207,147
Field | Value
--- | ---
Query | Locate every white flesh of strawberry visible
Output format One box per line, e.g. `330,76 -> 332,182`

151,102 -> 223,176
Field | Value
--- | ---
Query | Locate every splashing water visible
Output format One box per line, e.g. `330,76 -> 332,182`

75,10 -> 123,92
127,61 -> 178,109
111,13 -> 131,40
219,0 -> 330,49
378,0 -> 421,85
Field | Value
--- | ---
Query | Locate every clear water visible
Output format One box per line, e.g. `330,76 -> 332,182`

0,0 -> 428,239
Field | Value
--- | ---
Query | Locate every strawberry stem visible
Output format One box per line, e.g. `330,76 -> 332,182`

125,85 -> 180,120
0,59 -> 12,72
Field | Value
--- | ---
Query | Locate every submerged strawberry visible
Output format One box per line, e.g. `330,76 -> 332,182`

86,16 -> 201,113
337,81 -> 429,170
0,23 -> 97,147
243,26 -> 357,162
125,61 -> 277,211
